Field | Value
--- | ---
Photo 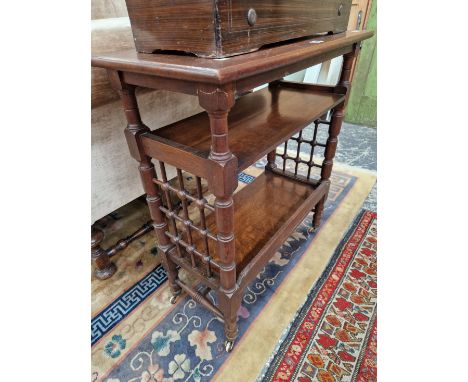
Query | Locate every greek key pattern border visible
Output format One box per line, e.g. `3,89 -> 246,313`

91,265 -> 167,345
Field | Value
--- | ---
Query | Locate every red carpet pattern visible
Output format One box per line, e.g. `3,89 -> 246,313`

261,210 -> 377,382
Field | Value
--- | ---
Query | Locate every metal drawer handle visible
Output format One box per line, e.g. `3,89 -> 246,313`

338,4 -> 343,16
247,8 -> 257,26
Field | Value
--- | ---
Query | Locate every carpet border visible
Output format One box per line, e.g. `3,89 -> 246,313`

351,309 -> 377,381
258,209 -> 375,381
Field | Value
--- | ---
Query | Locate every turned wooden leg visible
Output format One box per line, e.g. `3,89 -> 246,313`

266,150 -> 277,170
140,158 -> 182,301
314,51 -> 356,229
313,107 -> 344,229
218,291 -> 242,351
216,187 -> 240,348
199,84 -> 239,350
312,197 -> 326,230
108,70 -> 181,300
91,225 -> 116,280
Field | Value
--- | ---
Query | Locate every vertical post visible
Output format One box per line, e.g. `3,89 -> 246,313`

266,81 -> 281,170
266,150 -> 277,170
91,225 -> 116,279
313,49 -> 357,229
107,70 -> 181,300
198,84 -> 241,348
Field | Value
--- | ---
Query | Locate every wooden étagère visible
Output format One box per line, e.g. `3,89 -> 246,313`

92,30 -> 373,352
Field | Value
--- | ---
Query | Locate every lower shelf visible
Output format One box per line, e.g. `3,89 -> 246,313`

192,170 -> 328,277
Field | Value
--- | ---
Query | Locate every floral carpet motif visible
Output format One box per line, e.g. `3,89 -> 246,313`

92,169 -> 357,382
260,210 -> 377,382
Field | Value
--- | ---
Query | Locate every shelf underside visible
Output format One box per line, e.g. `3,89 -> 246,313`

188,171 -> 327,275
153,84 -> 344,171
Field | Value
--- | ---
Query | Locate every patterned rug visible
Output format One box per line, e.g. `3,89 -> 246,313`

259,210 -> 377,382
91,165 -> 376,382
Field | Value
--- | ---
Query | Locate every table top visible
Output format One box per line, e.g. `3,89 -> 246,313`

92,31 -> 373,85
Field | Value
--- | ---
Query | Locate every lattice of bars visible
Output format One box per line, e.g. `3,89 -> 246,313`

275,118 -> 331,181
152,161 -> 221,278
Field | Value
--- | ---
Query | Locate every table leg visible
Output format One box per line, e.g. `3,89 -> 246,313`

199,85 -> 241,350
91,225 -> 116,280
108,70 -> 181,301
314,50 -> 356,229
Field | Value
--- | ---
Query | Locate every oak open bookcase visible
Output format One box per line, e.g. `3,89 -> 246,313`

92,30 -> 373,352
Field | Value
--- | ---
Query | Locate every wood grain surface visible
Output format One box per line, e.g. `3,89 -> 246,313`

124,0 -> 352,57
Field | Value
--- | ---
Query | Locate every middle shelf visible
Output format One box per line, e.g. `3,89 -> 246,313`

141,83 -> 345,173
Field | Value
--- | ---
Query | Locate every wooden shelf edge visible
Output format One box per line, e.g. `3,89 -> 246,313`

265,166 -> 321,188
141,133 -> 211,179
275,80 -> 348,96
167,251 -> 220,291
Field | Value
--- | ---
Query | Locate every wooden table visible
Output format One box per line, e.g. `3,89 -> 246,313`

92,30 -> 374,352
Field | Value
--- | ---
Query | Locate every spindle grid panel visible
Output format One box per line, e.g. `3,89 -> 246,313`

275,118 -> 331,181
152,161 -> 221,278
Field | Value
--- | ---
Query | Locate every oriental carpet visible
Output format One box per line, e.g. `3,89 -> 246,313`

91,164 -> 376,382
259,209 -> 377,382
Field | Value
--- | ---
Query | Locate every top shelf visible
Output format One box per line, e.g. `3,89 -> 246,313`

142,82 -> 345,172
91,31 -> 374,85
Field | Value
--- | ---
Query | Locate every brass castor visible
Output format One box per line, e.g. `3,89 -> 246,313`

169,295 -> 178,304
224,340 -> 234,353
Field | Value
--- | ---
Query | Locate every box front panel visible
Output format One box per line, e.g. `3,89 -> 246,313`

218,0 -> 352,56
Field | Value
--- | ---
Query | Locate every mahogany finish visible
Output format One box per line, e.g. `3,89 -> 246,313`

91,225 -> 117,280
106,221 -> 153,257
124,0 -> 352,58
91,31 -> 373,86
192,171 -> 329,275
92,31 -> 373,350
314,50 -> 356,229
146,85 -> 345,172
91,220 -> 153,279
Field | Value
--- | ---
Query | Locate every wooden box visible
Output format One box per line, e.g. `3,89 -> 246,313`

124,0 -> 352,58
